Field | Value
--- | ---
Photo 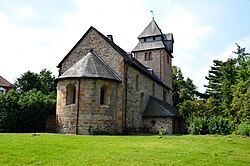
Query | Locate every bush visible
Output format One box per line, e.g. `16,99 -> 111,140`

0,89 -> 56,132
186,115 -> 232,135
208,116 -> 232,135
186,115 -> 209,135
238,121 -> 250,136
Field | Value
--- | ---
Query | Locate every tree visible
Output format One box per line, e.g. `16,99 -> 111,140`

14,69 -> 56,95
204,60 -> 224,101
14,71 -> 43,92
172,66 -> 197,108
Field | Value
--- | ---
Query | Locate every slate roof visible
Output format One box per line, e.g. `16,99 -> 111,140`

0,76 -> 12,88
142,96 -> 180,117
57,50 -> 122,81
132,41 -> 166,52
138,18 -> 162,39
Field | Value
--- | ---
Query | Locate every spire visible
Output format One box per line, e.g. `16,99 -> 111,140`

150,10 -> 154,19
138,18 -> 162,39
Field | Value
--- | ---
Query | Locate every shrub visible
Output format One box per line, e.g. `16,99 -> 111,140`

208,116 -> 232,135
0,89 -> 56,132
186,115 -> 209,135
238,121 -> 250,136
186,115 -> 232,135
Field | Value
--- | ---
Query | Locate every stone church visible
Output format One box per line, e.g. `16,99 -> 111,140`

56,18 -> 184,134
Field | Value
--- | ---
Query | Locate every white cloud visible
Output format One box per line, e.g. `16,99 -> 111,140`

15,5 -> 36,22
163,4 -> 214,50
213,36 -> 250,61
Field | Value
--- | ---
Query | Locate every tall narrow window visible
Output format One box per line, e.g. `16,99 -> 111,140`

149,52 -> 153,60
152,83 -> 155,96
140,92 -> 144,111
100,87 -> 105,105
136,74 -> 139,91
167,55 -> 170,64
100,85 -> 109,105
66,84 -> 76,105
163,90 -> 166,102
144,52 -> 148,61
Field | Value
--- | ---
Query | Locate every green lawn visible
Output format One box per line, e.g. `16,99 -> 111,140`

0,133 -> 249,165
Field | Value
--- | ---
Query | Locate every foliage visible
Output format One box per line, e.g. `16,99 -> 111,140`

0,134 -> 249,165
237,121 -> 250,136
186,115 -> 209,135
172,66 -> 197,108
0,89 -> 56,132
186,115 -> 232,135
208,116 -> 232,135
14,69 -> 56,95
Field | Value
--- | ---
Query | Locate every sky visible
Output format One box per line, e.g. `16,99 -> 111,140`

0,0 -> 250,92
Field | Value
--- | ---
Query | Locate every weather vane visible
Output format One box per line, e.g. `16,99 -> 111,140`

150,10 -> 154,18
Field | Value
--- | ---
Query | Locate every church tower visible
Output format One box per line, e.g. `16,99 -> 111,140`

132,18 -> 174,88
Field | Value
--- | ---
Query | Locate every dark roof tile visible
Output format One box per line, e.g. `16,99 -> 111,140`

142,96 -> 180,117
138,18 -> 162,39
57,51 -> 122,81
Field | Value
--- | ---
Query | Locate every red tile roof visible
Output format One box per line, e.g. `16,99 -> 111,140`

0,76 -> 12,87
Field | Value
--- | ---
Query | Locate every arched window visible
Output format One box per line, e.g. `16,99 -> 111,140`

100,86 -> 107,105
144,52 -> 148,61
163,90 -> 167,101
152,83 -> 155,96
140,92 -> 144,111
136,74 -> 139,91
66,84 -> 76,105
149,52 -> 153,60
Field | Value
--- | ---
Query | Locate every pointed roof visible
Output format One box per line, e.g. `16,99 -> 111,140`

57,50 -> 122,81
0,76 -> 12,88
138,18 -> 163,39
142,96 -> 180,117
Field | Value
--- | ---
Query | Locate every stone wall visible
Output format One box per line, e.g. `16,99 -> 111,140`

56,78 -> 124,134
143,117 -> 173,134
133,48 -> 172,89
59,28 -> 124,78
125,65 -> 172,130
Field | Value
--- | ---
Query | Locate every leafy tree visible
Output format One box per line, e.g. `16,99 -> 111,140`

14,69 -> 56,95
14,71 -> 43,92
172,66 -> 197,108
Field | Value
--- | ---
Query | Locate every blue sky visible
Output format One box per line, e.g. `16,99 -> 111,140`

0,0 -> 249,92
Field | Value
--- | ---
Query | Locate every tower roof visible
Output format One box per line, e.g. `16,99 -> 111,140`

138,18 -> 163,39
57,50 -> 122,81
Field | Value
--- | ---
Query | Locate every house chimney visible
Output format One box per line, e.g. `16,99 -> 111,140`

107,35 -> 113,42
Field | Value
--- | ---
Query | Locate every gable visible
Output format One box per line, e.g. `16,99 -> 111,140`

57,26 -> 127,77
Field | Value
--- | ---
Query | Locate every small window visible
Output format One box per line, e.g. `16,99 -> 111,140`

66,84 -> 76,105
163,90 -> 166,101
140,92 -> 144,111
149,52 -> 153,60
100,86 -> 108,105
144,38 -> 146,42
167,55 -> 170,64
136,74 -> 139,91
144,52 -> 148,61
145,52 -> 153,61
152,83 -> 155,96
153,37 -> 155,40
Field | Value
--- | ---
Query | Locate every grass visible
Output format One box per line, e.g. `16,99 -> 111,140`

0,133 -> 249,165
